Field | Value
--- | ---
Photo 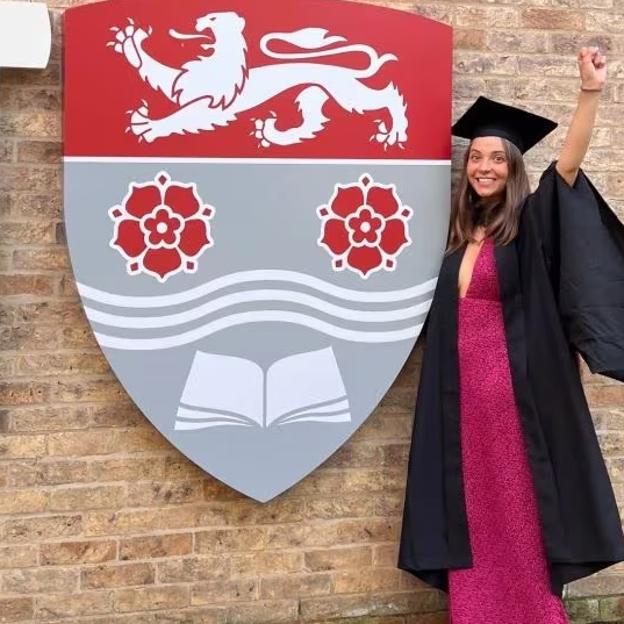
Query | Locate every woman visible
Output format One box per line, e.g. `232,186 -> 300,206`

398,48 -> 624,623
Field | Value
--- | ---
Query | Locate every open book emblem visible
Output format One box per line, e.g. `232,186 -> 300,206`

177,348 -> 350,429
63,0 -> 452,501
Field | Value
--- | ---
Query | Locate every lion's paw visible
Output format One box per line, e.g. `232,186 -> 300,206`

107,19 -> 151,69
251,116 -> 276,149
371,121 -> 407,151
126,102 -> 158,143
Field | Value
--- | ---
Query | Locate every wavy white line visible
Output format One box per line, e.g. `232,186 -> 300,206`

84,290 -> 432,329
78,271 -> 437,308
95,311 -> 423,350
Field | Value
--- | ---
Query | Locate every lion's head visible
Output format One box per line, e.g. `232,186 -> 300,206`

195,11 -> 246,39
173,11 -> 248,109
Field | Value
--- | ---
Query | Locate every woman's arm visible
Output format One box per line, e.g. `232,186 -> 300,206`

556,46 -> 607,187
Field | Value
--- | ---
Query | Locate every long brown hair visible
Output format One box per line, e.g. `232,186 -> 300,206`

446,137 -> 531,254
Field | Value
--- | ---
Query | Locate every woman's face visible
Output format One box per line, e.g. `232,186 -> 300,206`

466,136 -> 509,201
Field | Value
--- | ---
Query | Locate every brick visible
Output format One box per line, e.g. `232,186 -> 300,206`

600,595 -> 624,618
9,406 -> 91,432
2,222 -> 56,244
0,545 -> 37,569
90,403 -> 143,428
0,110 -> 61,138
297,468 -> 404,497
157,556 -> 229,583
13,247 -> 71,271
586,384 -> 624,407
0,598 -> 33,622
11,194 -> 62,219
321,443 -> 384,469
47,428 -> 167,457
0,166 -> 60,193
454,53 -> 518,76
51,378 -> 128,403
563,597 -> 600,620
486,30 -> 549,54
455,6 -> 518,28
0,86 -> 60,110
114,586 -> 190,612
230,551 -> 303,577
331,568 -> 402,593
303,493 -> 402,520
259,573 -> 331,599
195,527 -> 268,553
196,498 -> 304,526
354,411 -> 412,439
2,514 -> 82,542
0,489 -> 48,515
165,456 -> 208,481
299,591 -> 446,620
35,591 -> 112,618
223,600 -> 298,624
568,573 -> 624,597
119,533 -> 192,560
586,11 -> 624,33
0,275 -> 55,296
597,431 -> 624,455
17,140 -> 62,164
126,480 -> 204,507
86,456 -> 166,482
81,563 -> 155,589
373,543 -> 399,567
517,55 -> 578,78
305,546 -> 372,571
40,539 -> 117,565
1,300 -> 83,325
0,63 -> 60,86
0,326 -> 60,352
202,478 -> 246,501
551,33 -> 613,55
1,567 -> 79,594
84,506 -> 199,537
0,434 -> 46,458
454,29 -> 486,51
0,139 -> 14,163
6,459 -> 88,487
60,326 -> 100,348
191,579 -> 257,605
49,485 -> 126,511
521,8 -> 584,30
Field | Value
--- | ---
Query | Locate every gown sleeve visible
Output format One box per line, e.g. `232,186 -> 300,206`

522,161 -> 624,382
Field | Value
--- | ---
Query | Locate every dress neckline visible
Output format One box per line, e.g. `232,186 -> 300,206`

459,237 -> 492,300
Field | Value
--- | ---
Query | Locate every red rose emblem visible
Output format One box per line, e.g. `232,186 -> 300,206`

109,171 -> 214,282
317,174 -> 412,278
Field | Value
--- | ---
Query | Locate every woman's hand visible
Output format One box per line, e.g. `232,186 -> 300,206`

578,46 -> 607,91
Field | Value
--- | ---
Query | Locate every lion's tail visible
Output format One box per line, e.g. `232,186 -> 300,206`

260,28 -> 397,77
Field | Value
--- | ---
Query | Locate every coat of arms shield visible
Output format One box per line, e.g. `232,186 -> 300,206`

63,0 -> 452,501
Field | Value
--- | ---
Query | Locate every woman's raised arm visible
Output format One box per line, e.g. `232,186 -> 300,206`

556,46 -> 607,187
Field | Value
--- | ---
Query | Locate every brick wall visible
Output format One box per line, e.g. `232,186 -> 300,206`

0,0 -> 623,622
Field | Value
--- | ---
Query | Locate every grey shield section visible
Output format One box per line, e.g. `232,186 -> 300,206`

64,161 -> 449,501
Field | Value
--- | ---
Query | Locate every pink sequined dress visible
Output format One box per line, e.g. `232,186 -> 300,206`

447,237 -> 569,624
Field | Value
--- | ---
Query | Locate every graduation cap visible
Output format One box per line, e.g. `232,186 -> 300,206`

452,96 -> 558,154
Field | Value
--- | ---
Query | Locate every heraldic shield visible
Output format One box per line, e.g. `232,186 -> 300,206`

63,0 -> 452,502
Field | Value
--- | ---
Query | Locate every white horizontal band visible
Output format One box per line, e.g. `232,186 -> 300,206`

64,157 -> 451,166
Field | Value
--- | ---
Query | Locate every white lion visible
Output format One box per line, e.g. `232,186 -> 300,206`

108,11 -> 408,148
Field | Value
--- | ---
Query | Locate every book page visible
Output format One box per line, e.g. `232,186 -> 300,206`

265,347 -> 347,426
179,351 -> 264,425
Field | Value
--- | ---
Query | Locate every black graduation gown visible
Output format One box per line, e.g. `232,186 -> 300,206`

398,162 -> 624,598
